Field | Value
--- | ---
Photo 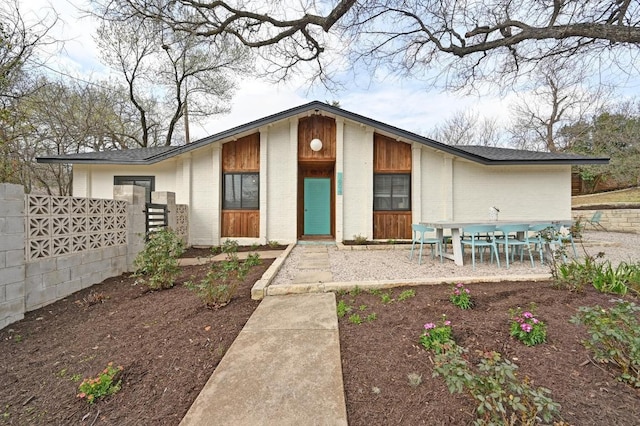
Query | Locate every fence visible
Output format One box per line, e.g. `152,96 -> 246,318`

0,184 -> 189,330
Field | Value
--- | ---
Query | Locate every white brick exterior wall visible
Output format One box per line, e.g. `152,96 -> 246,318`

342,123 -> 374,240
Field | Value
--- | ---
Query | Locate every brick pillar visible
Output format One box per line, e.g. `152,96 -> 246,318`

114,185 -> 146,271
0,184 -> 26,329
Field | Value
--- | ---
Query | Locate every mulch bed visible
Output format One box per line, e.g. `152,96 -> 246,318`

338,282 -> 640,425
3,259 -> 639,425
0,258 -> 272,425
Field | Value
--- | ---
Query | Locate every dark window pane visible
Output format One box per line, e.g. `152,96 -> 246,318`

223,173 -> 259,210
241,174 -> 259,209
373,174 -> 410,211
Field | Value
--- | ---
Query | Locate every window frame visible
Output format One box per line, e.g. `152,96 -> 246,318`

222,172 -> 260,210
373,173 -> 411,212
113,175 -> 155,204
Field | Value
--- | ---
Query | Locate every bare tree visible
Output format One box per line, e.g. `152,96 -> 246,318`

432,109 -> 502,146
88,1 -> 640,88
507,61 -> 609,152
96,18 -> 251,146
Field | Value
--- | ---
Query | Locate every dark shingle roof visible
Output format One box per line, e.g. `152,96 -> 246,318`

37,101 -> 609,166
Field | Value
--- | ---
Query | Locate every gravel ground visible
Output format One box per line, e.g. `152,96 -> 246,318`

271,231 -> 640,285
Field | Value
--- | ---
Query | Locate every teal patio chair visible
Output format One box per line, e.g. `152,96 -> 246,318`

554,223 -> 578,258
460,225 -> 500,269
528,223 -> 555,264
585,211 -> 606,231
495,224 -> 534,268
409,224 -> 443,265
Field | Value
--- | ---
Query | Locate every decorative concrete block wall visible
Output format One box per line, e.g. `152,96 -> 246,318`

572,208 -> 640,234
0,185 -> 186,330
0,184 -> 26,330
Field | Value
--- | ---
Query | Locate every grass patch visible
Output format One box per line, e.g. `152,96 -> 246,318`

572,187 -> 640,206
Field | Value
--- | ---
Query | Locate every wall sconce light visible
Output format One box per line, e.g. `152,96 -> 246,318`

310,138 -> 323,151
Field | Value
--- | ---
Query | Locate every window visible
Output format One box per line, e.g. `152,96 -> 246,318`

114,176 -> 155,204
373,174 -> 410,211
223,173 -> 259,209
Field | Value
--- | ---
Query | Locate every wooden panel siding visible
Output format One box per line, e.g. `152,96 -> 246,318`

221,210 -> 259,238
373,134 -> 412,239
374,134 -> 411,172
222,133 -> 260,237
373,211 -> 412,239
298,115 -> 336,162
222,133 -> 260,172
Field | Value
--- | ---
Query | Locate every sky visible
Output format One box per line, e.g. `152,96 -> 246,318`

20,0 -> 640,143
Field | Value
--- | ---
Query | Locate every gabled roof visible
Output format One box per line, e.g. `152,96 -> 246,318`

37,101 -> 609,166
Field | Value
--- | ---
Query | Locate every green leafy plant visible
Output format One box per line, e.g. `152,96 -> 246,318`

366,313 -> 377,322
336,300 -> 352,318
419,315 -> 453,354
77,362 -> 123,404
398,289 -> 416,301
591,260 -> 640,295
186,248 -> 261,309
432,344 -> 560,425
352,234 -> 368,245
380,292 -> 394,304
268,240 -> 281,248
450,282 -> 473,309
570,301 -> 640,387
509,305 -> 547,347
348,314 -> 363,325
358,304 -> 368,311
350,286 -> 362,296
133,228 -> 185,289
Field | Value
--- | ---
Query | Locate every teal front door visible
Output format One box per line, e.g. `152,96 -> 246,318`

304,178 -> 331,235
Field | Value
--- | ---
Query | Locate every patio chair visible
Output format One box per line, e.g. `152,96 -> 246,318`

555,223 -> 578,258
460,225 -> 500,269
495,224 -> 534,268
585,211 -> 606,231
528,223 -> 555,264
409,224 -> 443,265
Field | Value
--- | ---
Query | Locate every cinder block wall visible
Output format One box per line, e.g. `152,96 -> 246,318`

0,185 -> 152,330
0,184 -> 26,329
572,209 -> 640,233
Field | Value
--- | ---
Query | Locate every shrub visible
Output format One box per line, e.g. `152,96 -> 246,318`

186,249 -> 261,309
450,282 -> 473,309
432,344 -> 560,425
419,315 -> 453,354
77,362 -> 123,404
133,228 -> 185,289
570,301 -> 640,387
509,305 -> 547,347
352,234 -> 368,245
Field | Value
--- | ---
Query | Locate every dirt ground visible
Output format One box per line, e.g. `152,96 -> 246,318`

337,281 -> 640,426
2,252 -> 639,425
0,257 -> 272,425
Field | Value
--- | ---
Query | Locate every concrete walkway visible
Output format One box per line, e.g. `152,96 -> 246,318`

292,245 -> 333,285
180,292 -> 347,426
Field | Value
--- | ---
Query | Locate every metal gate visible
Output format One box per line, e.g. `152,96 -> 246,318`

144,203 -> 168,235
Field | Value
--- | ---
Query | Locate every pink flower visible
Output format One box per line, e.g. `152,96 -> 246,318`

521,323 -> 533,333
532,318 -> 539,324
424,322 -> 436,330
465,289 -> 470,294
522,311 -> 533,319
444,320 -> 451,326
456,283 -> 464,288
454,289 -> 460,295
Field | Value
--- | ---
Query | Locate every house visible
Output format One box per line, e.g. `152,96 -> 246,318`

37,101 -> 608,247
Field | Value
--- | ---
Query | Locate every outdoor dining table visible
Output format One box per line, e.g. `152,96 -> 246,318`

421,220 -> 572,266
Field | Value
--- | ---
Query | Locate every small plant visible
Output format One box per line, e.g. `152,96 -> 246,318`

366,313 -> 377,322
368,288 -> 382,296
398,289 -> 416,301
348,313 -> 363,325
358,304 -> 368,311
336,300 -> 352,318
133,228 -> 185,289
77,362 -> 123,404
380,292 -> 394,304
352,234 -> 368,245
350,286 -> 362,296
432,344 -> 560,425
250,243 -> 260,251
419,315 -> 453,354
450,283 -> 473,309
186,247 -> 261,309
386,239 -> 397,245
407,372 -> 422,387
509,305 -> 547,347
268,240 -> 281,248
570,301 -> 640,387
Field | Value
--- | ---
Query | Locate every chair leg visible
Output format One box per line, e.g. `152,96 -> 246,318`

418,241 -> 424,265
409,240 -> 415,260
